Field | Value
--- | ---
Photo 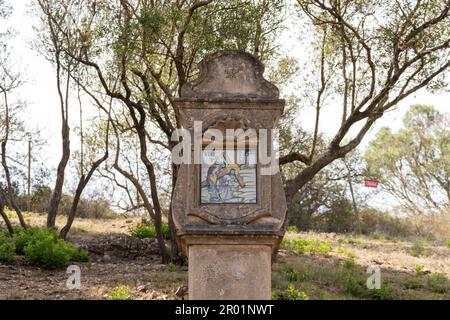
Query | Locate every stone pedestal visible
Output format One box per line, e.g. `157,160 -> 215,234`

181,234 -> 279,300
189,244 -> 271,300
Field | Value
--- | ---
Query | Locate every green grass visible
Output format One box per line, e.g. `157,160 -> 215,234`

282,265 -> 300,282
286,225 -> 299,233
403,277 -> 423,290
427,273 -> 450,293
340,258 -> 393,299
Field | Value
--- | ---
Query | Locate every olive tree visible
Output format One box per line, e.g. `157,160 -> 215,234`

365,105 -> 449,215
281,0 -> 450,225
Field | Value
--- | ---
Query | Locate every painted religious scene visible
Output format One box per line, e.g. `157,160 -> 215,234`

200,148 -> 257,204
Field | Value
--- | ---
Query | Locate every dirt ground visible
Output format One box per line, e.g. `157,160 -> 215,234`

0,213 -> 449,300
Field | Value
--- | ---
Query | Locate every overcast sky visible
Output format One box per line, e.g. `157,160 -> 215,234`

4,0 -> 449,211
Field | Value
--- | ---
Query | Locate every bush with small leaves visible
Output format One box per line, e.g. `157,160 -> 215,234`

282,238 -> 332,256
415,265 -> 425,276
73,249 -> 90,262
272,284 -> 309,300
286,226 -> 298,233
0,235 -> 16,263
167,262 -> 176,272
282,238 -> 307,254
24,237 -> 72,269
130,223 -> 155,239
12,227 -> 90,269
0,227 -> 10,237
129,223 -> 170,239
343,258 -> 356,271
367,286 -> 393,300
337,244 -> 356,258
343,276 -> 367,298
108,285 -> 132,300
13,227 -> 56,255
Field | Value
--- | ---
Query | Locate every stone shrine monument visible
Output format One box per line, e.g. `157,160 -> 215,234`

172,50 -> 287,300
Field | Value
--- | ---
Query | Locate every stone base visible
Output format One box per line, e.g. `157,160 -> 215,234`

188,244 -> 271,300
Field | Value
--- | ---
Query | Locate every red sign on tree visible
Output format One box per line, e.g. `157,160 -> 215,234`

364,179 -> 380,188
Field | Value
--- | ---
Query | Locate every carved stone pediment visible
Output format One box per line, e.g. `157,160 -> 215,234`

181,50 -> 279,99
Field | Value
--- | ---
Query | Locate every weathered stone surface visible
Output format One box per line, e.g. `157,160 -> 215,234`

180,50 -> 279,99
189,244 -> 271,300
80,234 -> 160,258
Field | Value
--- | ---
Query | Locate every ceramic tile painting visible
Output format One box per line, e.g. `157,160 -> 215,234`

201,148 -> 257,204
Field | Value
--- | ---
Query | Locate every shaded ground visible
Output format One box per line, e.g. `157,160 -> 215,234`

0,213 -> 449,300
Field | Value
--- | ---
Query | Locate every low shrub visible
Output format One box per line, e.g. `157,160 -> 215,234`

0,227 -> 10,237
167,262 -> 176,272
130,223 -> 155,238
343,276 -> 367,297
272,284 -> 309,300
12,227 -> 90,269
282,238 -> 333,256
343,258 -> 356,271
337,244 -> 356,258
13,227 -> 55,254
0,236 -> 16,263
367,286 -> 393,300
343,274 -> 392,299
24,237 -> 73,269
129,223 -> 170,239
414,265 -> 425,276
108,285 -> 132,300
286,226 -> 298,233
70,248 -> 90,262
